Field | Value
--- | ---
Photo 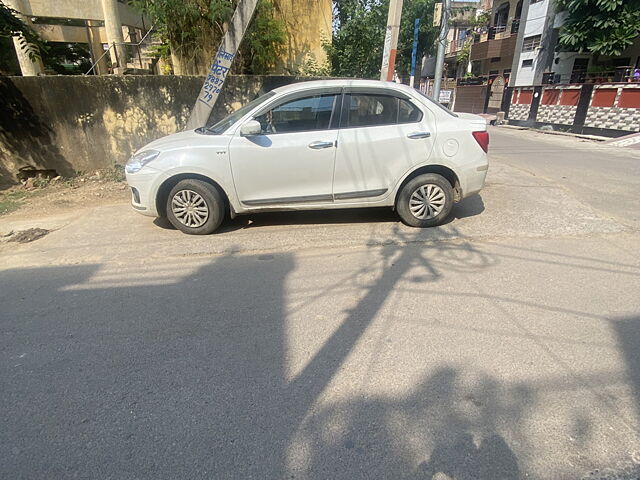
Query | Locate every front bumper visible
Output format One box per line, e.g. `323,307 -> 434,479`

125,169 -> 162,217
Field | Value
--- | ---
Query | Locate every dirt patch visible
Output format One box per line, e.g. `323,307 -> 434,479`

0,170 -> 130,221
6,228 -> 50,243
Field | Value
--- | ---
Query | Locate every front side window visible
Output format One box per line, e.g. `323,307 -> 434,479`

255,94 -> 338,134
346,94 -> 422,128
206,91 -> 275,134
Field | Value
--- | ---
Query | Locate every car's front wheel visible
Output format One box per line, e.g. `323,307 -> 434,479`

396,173 -> 453,227
166,179 -> 225,235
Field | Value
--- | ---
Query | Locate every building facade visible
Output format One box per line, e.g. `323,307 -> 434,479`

469,0 -> 522,83
6,0 -> 149,76
6,0 -> 332,77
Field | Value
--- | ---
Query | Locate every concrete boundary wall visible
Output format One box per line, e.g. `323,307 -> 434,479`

504,82 -> 640,137
0,75 -> 320,186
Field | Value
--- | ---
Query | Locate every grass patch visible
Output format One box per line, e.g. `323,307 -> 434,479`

101,164 -> 126,182
0,191 -> 29,216
0,188 -> 49,216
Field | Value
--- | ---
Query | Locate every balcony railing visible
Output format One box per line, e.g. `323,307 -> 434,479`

446,38 -> 472,55
474,20 -> 520,43
542,68 -> 640,85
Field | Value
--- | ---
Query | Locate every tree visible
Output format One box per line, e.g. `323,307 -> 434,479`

326,0 -> 438,79
131,0 -> 286,75
556,0 -> 640,57
325,0 -> 387,78
0,1 -> 43,62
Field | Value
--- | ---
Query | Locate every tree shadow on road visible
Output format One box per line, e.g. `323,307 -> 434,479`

3,226 -> 639,478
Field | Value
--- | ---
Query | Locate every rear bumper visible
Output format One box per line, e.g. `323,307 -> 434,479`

460,159 -> 488,198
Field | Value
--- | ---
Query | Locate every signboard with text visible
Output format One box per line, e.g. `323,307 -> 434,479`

439,89 -> 452,104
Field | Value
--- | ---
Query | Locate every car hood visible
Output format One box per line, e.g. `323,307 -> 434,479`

137,129 -> 230,154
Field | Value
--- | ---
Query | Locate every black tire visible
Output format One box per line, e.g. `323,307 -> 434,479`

166,179 -> 225,235
396,173 -> 454,228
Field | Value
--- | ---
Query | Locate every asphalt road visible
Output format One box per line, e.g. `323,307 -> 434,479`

1,128 -> 640,480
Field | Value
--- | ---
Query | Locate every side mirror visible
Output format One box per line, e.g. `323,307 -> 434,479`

240,120 -> 262,136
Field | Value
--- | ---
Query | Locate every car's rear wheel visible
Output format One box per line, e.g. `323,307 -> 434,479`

396,173 -> 453,227
166,179 -> 224,235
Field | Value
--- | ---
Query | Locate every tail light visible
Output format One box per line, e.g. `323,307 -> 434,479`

472,131 -> 489,153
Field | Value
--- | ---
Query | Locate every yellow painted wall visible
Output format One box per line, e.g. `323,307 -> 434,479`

274,0 -> 332,73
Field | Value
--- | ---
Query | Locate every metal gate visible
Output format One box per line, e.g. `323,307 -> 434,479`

452,85 -> 487,114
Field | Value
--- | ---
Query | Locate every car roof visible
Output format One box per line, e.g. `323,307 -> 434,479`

272,79 -> 414,95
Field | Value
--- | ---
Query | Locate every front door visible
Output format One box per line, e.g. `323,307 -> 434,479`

229,92 -> 340,206
333,92 -> 436,202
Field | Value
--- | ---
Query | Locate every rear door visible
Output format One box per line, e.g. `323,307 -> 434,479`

332,90 -> 436,202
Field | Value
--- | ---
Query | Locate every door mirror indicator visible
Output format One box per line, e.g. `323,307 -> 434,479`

240,120 -> 262,136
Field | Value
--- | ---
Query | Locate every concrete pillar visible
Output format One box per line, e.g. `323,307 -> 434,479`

5,0 -> 44,76
86,20 -> 109,75
100,0 -> 126,73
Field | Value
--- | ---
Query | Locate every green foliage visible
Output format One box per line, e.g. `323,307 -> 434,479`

456,39 -> 471,64
327,0 -> 438,79
0,36 -> 20,74
0,190 -> 28,215
326,0 -> 387,78
556,0 -> 640,56
297,46 -> 332,76
42,42 -> 92,75
473,9 -> 491,28
241,0 -> 287,74
131,0 -> 286,74
0,1 -> 44,61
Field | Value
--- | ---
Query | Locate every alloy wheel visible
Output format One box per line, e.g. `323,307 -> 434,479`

409,184 -> 446,220
171,189 -> 209,228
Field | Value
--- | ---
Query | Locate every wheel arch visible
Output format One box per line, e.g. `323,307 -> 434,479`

394,164 -> 462,207
156,173 -> 231,218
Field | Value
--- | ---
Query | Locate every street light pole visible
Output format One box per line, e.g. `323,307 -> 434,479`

380,0 -> 404,82
432,0 -> 450,101
409,18 -> 420,88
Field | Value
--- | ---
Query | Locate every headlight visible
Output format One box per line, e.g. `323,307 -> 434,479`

125,150 -> 160,174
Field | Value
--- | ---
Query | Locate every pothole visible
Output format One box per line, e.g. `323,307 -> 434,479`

5,228 -> 51,244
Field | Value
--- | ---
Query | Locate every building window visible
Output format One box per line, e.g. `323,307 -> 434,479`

522,35 -> 542,52
522,59 -> 533,67
490,57 -> 501,63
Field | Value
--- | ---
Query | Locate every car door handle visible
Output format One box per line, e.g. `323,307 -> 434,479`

308,141 -> 335,150
407,131 -> 431,139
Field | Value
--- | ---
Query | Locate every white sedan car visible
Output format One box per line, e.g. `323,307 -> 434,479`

125,79 -> 488,235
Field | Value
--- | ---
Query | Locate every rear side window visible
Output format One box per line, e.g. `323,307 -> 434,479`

346,94 -> 422,128
255,94 -> 338,134
398,98 -> 422,123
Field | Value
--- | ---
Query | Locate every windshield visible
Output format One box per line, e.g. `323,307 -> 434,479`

415,89 -> 458,117
205,91 -> 276,134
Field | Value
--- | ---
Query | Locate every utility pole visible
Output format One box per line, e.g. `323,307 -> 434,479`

380,0 -> 404,82
185,0 -> 259,130
432,0 -> 450,101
